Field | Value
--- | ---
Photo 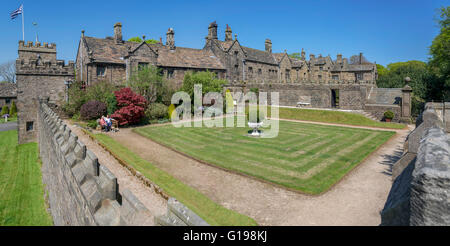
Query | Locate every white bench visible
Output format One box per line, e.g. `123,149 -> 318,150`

296,102 -> 311,107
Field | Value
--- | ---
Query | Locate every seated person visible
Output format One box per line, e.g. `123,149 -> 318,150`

99,116 -> 107,131
104,115 -> 112,132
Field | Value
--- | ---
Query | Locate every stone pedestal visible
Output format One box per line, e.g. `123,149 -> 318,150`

400,77 -> 413,123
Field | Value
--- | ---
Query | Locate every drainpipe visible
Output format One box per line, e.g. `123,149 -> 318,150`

242,59 -> 245,82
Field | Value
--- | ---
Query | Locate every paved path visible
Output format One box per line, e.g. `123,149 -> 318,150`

0,122 -> 17,132
65,122 -> 167,225
107,121 -> 413,226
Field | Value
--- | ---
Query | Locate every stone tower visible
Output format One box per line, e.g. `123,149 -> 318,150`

16,41 -> 74,144
225,24 -> 232,41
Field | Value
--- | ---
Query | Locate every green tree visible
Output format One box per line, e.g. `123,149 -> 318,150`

288,53 -> 302,60
1,105 -> 9,116
129,65 -> 172,104
376,64 -> 388,77
377,61 -> 430,99
181,71 -> 227,100
9,101 -> 17,117
128,36 -> 158,44
428,6 -> 450,100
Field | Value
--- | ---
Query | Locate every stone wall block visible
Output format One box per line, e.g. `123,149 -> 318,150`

80,178 -> 103,214
98,165 -> 118,201
410,127 -> 450,226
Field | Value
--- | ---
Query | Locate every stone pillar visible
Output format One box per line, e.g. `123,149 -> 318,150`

401,77 -> 413,123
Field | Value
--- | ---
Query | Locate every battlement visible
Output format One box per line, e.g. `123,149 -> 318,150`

18,40 -> 56,52
16,58 -> 74,76
38,102 -> 153,225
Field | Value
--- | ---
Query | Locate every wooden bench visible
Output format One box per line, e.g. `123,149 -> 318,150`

296,102 -> 311,107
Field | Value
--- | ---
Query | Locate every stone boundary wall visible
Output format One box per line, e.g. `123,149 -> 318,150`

364,104 -> 401,122
381,102 -> 450,225
225,83 -> 369,109
155,198 -> 210,226
38,101 -> 153,225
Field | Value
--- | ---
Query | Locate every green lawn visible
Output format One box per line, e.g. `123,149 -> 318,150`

134,119 -> 395,194
0,130 -> 53,226
88,131 -> 257,226
270,107 -> 406,129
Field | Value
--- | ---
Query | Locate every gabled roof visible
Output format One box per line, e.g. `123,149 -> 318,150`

0,82 -> 17,98
216,40 -> 278,65
290,57 -> 306,68
126,41 -> 158,56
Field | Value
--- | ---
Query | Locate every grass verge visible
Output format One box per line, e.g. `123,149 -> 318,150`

269,106 -> 406,129
0,130 -> 53,226
86,131 -> 257,226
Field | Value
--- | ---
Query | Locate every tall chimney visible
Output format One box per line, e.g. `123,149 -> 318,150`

337,54 -> 342,64
208,21 -> 218,40
359,52 -> 363,64
225,24 -> 232,41
310,54 -> 315,61
166,28 -> 175,50
114,22 -> 123,44
301,48 -> 306,60
265,39 -> 272,53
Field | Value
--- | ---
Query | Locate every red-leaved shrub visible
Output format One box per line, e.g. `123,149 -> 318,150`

111,88 -> 147,125
80,100 -> 107,120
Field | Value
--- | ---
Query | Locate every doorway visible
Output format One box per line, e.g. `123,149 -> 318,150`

331,89 -> 339,108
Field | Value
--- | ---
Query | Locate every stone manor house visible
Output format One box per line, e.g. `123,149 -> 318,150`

16,21 -> 413,144
76,22 -> 378,88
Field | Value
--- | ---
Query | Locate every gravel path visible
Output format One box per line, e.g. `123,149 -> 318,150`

107,121 -> 412,226
65,122 -> 167,225
0,122 -> 17,132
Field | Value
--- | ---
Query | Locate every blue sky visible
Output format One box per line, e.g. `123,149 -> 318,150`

1,0 -> 447,66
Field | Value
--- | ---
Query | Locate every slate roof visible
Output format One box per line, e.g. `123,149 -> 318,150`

157,46 -> 225,70
0,83 -> 17,98
272,53 -> 286,63
83,36 -> 136,64
83,36 -> 225,69
241,46 -> 277,65
330,58 -> 375,72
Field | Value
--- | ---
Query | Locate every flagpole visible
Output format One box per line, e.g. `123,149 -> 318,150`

22,5 -> 24,41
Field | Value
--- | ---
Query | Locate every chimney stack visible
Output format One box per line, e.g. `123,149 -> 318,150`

337,53 -> 342,64
310,54 -> 315,61
225,24 -> 232,41
265,39 -> 272,53
166,28 -> 175,50
114,22 -> 123,44
301,48 -> 306,60
359,52 -> 363,64
208,21 -> 218,40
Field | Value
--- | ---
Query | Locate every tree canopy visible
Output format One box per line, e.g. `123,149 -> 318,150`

181,71 -> 227,101
428,6 -> 450,100
128,36 -> 158,44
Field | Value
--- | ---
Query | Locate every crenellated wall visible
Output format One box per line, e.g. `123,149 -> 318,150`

38,100 -> 153,225
381,102 -> 450,226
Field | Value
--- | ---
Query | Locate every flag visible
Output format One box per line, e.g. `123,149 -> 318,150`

10,4 -> 23,20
